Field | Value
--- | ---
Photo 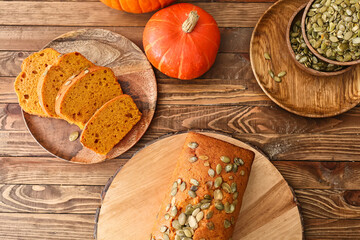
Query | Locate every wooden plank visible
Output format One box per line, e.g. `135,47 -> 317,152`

273,161 -> 360,190
0,157 -> 127,185
4,103 -> 360,135
0,184 -> 101,213
0,26 -> 253,53
0,2 -> 272,27
296,189 -> 360,220
305,219 -> 360,239
2,129 -> 360,161
0,213 -> 94,240
0,51 -> 253,78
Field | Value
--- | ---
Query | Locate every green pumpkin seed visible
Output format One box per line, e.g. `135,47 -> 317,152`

274,76 -> 282,83
170,206 -> 177,217
278,71 -> 287,78
179,182 -> 186,192
184,228 -> 192,237
224,202 -> 231,213
206,210 -> 214,219
215,201 -> 224,210
196,211 -> 204,222
189,156 -> 198,163
216,164 -> 222,175
188,215 -> 198,229
208,168 -> 215,177
225,164 -> 233,172
188,190 -> 197,198
231,183 -> 237,193
264,52 -> 271,60
160,225 -> 167,233
224,219 -> 231,228
220,156 -> 231,163
214,177 -> 223,188
233,191 -> 239,200
214,189 -> 223,200
222,183 -> 231,193
234,157 -> 244,166
172,220 -> 181,229
178,213 -> 186,225
240,170 -> 245,176
187,142 -> 198,149
190,179 -> 199,186
199,155 -> 209,160
207,221 -> 215,230
268,69 -> 275,78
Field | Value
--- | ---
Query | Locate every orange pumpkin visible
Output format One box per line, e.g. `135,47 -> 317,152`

100,0 -> 175,13
143,3 -> 220,80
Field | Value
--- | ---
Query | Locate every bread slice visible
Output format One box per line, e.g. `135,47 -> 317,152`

80,95 -> 142,155
14,48 -> 61,116
55,66 -> 123,129
37,52 -> 94,118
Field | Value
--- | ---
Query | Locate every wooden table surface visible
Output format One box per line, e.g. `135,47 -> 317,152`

1,0 -> 360,239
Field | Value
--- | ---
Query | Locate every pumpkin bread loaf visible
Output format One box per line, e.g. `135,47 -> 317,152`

55,66 -> 123,129
14,48 -> 61,116
80,95 -> 141,155
151,132 -> 255,240
37,52 -> 94,118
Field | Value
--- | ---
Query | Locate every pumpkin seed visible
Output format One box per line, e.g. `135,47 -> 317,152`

163,234 -> 170,240
208,168 -> 215,177
278,71 -> 287,78
268,69 -> 275,78
171,187 -> 177,196
224,219 -> 231,228
215,201 -> 224,210
206,211 -> 214,219
188,190 -> 197,198
234,157 -> 244,166
69,131 -> 79,141
225,164 -> 233,172
232,164 -> 238,173
190,185 -> 198,191
190,179 -> 199,186
160,225 -> 167,232
187,142 -> 198,149
189,156 -> 198,163
201,202 -> 211,210
214,189 -> 223,200
306,0 -> 360,62
184,229 -> 192,237
222,183 -> 231,193
178,213 -> 186,225
206,181 -> 213,189
196,211 -> 204,222
231,216 -> 235,225
214,177 -> 223,188
192,208 -> 200,217
164,213 -> 170,220
172,220 -> 181,230
216,164 -> 222,175
166,203 -> 171,212
224,202 -> 231,213
179,182 -> 186,192
204,161 -> 210,167
264,52 -> 271,60
233,191 -> 239,200
220,156 -> 231,163
207,221 -> 215,230
204,194 -> 211,200
274,76 -> 282,83
199,155 -> 208,160
170,206 -> 177,217
188,216 -> 198,229
171,197 -> 176,206
240,170 -> 245,176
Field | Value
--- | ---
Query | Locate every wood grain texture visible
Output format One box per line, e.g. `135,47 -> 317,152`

250,0 -> 360,117
97,132 -> 302,240
305,219 -> 360,239
22,29 -> 156,163
0,2 -> 271,28
0,26 -> 253,53
0,213 -> 94,240
0,184 -> 101,213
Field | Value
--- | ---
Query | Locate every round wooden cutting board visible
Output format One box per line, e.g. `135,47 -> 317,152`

250,0 -> 360,118
95,132 -> 303,240
23,29 -> 157,164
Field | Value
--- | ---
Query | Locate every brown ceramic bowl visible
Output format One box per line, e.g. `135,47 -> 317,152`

287,4 -> 352,76
301,0 -> 360,66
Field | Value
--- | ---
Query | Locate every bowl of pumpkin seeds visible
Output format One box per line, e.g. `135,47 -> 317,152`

301,0 -> 360,66
287,4 -> 351,76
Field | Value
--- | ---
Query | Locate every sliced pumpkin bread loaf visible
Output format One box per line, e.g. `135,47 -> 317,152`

37,52 -> 94,118
55,66 -> 123,129
14,48 -> 61,116
80,95 -> 142,155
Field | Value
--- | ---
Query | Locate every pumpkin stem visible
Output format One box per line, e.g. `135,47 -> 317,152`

182,11 -> 200,33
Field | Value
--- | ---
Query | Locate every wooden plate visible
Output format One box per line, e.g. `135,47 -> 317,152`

250,0 -> 360,118
95,132 -> 303,240
23,29 -> 157,164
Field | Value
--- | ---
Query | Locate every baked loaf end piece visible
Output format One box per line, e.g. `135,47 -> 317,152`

80,95 -> 141,155
14,48 -> 60,116
55,66 -> 123,129
151,132 -> 255,240
37,52 -> 94,118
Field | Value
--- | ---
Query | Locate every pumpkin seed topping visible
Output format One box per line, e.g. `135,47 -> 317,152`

172,220 -> 181,230
206,210 -> 214,219
188,215 -> 198,229
220,156 -> 231,163
171,197 -> 176,206
231,216 -> 235,225
188,142 -> 198,149
225,164 -> 233,172
204,194 -> 211,200
199,155 -> 209,160
160,225 -> 168,233
224,202 -> 231,213
69,131 -> 79,141
188,190 -> 197,198
201,202 -> 211,209
231,183 -> 237,193
215,201 -> 224,210
224,219 -> 231,228
163,233 -> 170,240
164,213 -> 170,220
233,191 -> 239,200
208,168 -> 215,177
177,178 -> 182,185
268,69 -> 275,78
189,156 -> 198,163
234,157 -> 244,166
178,213 -> 186,225
204,161 -> 210,167
274,76 -> 282,83
214,189 -> 223,200
170,206 -> 177,217
206,181 -> 213,189
232,164 -> 238,173
240,170 -> 245,176
184,228 -> 192,237
179,182 -> 186,192
264,52 -> 271,60
214,177 -> 223,188
216,164 -> 222,175
207,222 -> 215,230
196,211 -> 204,222
222,183 -> 232,193
190,185 -> 198,191
192,207 -> 200,217
278,71 -> 287,78
190,179 -> 199,186
171,187 -> 178,196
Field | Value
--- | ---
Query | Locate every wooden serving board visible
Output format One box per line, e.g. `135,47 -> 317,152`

95,132 -> 303,240
23,29 -> 157,164
250,0 -> 360,118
